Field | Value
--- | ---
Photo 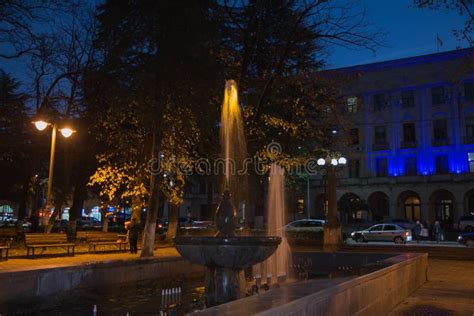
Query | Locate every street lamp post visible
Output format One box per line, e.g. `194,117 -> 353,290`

33,120 -> 75,219
317,156 -> 347,252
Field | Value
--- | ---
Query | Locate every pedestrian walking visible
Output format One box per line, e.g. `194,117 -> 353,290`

433,220 -> 442,243
413,220 -> 422,243
126,218 -> 139,254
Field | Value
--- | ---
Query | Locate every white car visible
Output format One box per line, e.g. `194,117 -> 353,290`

351,224 -> 412,244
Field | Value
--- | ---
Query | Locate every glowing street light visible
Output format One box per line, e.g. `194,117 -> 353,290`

315,153 -> 347,251
32,119 -> 76,215
34,120 -> 49,131
60,127 -> 75,138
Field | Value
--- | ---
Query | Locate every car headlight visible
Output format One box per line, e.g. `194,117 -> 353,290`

458,235 -> 463,241
351,232 -> 355,237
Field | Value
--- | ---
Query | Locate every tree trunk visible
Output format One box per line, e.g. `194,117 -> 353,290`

166,203 -> 179,242
18,174 -> 30,220
140,173 -> 160,257
68,178 -> 87,239
44,197 -> 64,234
101,205 -> 109,232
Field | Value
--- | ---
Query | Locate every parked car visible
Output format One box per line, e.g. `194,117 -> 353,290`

351,224 -> 412,244
459,215 -> 474,232
156,218 -> 168,234
284,219 -> 325,232
457,232 -> 474,247
52,219 -> 69,233
383,218 -> 416,230
77,217 -> 102,230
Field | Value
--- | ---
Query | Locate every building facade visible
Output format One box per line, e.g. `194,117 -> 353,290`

310,48 -> 474,228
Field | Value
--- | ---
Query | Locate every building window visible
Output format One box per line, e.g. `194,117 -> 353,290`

375,157 -> 388,177
405,196 -> 421,220
404,157 -> 417,176
350,128 -> 359,145
469,153 -> 474,173
433,119 -> 448,140
401,90 -> 415,108
374,126 -> 387,144
347,96 -> 358,113
431,86 -> 445,105
373,94 -> 385,111
403,123 -> 416,142
435,155 -> 449,174
297,198 -> 305,213
466,116 -> 474,143
465,82 -> 474,102
348,159 -> 360,178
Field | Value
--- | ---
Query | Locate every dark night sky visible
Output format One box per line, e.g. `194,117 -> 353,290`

0,0 -> 468,83
326,0 -> 467,69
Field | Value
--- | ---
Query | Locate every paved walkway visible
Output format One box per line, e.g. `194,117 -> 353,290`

0,247 -> 180,273
389,259 -> 474,315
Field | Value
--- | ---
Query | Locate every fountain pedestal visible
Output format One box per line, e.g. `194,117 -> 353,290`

323,223 -> 342,252
174,191 -> 281,306
174,236 -> 281,306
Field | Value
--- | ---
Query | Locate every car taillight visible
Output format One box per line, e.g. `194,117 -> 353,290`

158,224 -> 163,228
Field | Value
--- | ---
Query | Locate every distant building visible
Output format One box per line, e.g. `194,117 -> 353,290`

310,48 -> 474,228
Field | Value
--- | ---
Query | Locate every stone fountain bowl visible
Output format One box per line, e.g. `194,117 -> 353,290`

174,236 -> 281,269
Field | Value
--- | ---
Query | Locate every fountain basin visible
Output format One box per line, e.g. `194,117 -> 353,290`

175,236 -> 281,306
175,236 -> 281,268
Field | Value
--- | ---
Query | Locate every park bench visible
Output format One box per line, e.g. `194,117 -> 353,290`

76,231 -> 127,253
24,233 -> 75,258
0,227 -> 17,241
0,242 -> 9,261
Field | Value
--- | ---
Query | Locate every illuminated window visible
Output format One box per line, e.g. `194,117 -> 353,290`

469,153 -> 474,173
297,199 -> 305,213
347,97 -> 358,113
405,196 -> 421,220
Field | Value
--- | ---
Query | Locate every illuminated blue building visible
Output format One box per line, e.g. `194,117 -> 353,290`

313,48 -> 474,228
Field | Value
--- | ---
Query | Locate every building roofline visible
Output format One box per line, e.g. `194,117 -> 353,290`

327,47 -> 474,73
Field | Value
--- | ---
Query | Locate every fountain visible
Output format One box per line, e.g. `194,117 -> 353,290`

254,163 -> 291,285
174,80 -> 281,307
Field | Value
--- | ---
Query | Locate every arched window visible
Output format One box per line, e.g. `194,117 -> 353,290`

404,196 -> 421,220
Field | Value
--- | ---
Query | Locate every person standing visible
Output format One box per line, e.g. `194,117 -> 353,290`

433,220 -> 442,243
127,218 -> 139,254
413,220 -> 422,243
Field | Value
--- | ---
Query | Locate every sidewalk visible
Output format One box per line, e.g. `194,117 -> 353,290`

0,247 -> 180,273
389,258 -> 474,315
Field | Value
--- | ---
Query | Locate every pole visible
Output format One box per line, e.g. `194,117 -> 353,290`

45,124 -> 57,210
326,166 -> 338,226
323,165 -> 341,252
306,176 -> 310,219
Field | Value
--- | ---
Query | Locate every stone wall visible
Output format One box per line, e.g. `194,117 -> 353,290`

0,257 -> 204,306
196,252 -> 427,316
